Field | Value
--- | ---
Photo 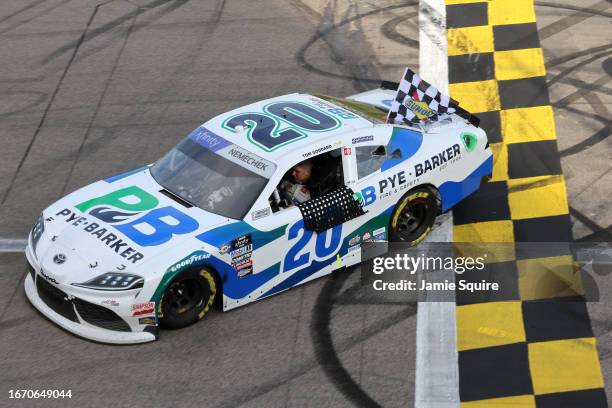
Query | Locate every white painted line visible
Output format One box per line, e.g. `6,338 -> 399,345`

415,0 -> 460,407
0,239 -> 28,253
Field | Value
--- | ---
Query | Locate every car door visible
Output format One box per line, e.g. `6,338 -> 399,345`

249,146 -> 367,293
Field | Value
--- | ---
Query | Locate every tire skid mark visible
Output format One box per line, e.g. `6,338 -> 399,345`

39,0 -> 178,65
294,1 -> 418,86
555,104 -> 611,158
570,206 -> 612,241
0,0 -> 73,36
60,0 -> 194,67
154,0 -> 225,124
536,0 -> 612,42
311,270 -> 417,408
59,10 -> 137,197
0,3 -> 102,207
0,0 -> 50,25
548,50 -> 612,87
213,281 -> 415,408
561,124 -> 610,158
546,43 -> 612,70
380,12 -> 419,48
556,77 -> 612,101
577,226 -> 612,243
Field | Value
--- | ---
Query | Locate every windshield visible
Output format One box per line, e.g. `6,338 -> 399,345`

151,129 -> 275,219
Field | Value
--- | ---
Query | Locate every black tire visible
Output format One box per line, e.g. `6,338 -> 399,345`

158,268 -> 217,330
389,187 -> 439,245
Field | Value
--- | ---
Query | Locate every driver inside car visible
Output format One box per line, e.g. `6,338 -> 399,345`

279,151 -> 344,207
280,160 -> 313,205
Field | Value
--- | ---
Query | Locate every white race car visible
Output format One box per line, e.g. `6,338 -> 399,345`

25,82 -> 492,344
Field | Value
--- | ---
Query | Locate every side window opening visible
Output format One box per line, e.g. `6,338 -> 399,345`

269,148 -> 344,213
356,144 -> 401,179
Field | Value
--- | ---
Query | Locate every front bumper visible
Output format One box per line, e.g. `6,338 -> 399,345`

24,244 -> 157,345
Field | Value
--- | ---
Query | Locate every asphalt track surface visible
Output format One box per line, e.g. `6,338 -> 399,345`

0,0 -> 609,407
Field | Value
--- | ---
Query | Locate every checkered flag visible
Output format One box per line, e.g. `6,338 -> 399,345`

387,68 -> 458,125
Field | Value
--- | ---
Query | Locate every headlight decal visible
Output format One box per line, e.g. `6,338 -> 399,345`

31,214 -> 45,255
72,272 -> 144,291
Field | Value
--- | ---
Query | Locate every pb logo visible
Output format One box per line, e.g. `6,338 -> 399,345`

76,186 -> 198,246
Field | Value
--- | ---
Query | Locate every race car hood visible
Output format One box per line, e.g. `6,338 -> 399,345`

38,168 -> 227,283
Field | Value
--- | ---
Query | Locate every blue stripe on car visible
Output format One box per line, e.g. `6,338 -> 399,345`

438,155 -> 493,212
104,165 -> 149,183
381,128 -> 423,172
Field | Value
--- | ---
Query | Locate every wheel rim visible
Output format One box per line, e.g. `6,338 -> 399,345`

165,278 -> 208,316
396,202 -> 428,241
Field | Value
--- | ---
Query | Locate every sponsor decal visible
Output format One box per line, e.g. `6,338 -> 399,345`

138,317 -> 156,325
231,245 -> 252,257
231,252 -> 251,263
373,227 -> 385,236
169,251 -> 211,273
362,232 -> 372,242
39,270 -> 58,284
188,127 -> 276,178
373,227 -> 386,241
308,98 -> 359,119
343,147 -> 352,156
360,186 -> 376,207
353,191 -> 364,206
414,144 -> 461,177
352,135 -> 374,144
230,234 -> 253,277
31,215 -> 44,254
226,146 -> 271,173
235,260 -> 253,278
102,299 -> 120,307
131,302 -> 155,316
460,131 -> 478,152
348,243 -> 361,253
378,170 -> 421,199
72,185 -> 199,248
56,209 -> 145,264
188,127 -> 231,151
251,207 -> 271,221
219,244 -> 231,254
405,91 -> 437,119
349,235 -> 361,246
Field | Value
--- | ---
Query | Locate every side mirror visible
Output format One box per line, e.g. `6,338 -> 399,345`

372,145 -> 386,156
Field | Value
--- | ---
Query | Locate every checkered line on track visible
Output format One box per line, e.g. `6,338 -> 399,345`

445,0 -> 607,406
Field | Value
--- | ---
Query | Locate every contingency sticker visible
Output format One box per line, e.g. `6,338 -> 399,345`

230,234 -> 253,278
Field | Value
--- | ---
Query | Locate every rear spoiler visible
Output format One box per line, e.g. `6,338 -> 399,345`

378,81 -> 480,128
380,80 -> 400,91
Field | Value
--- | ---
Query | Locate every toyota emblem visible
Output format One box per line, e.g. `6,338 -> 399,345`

53,254 -> 66,265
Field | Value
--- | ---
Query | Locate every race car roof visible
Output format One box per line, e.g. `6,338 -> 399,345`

201,93 -> 376,162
